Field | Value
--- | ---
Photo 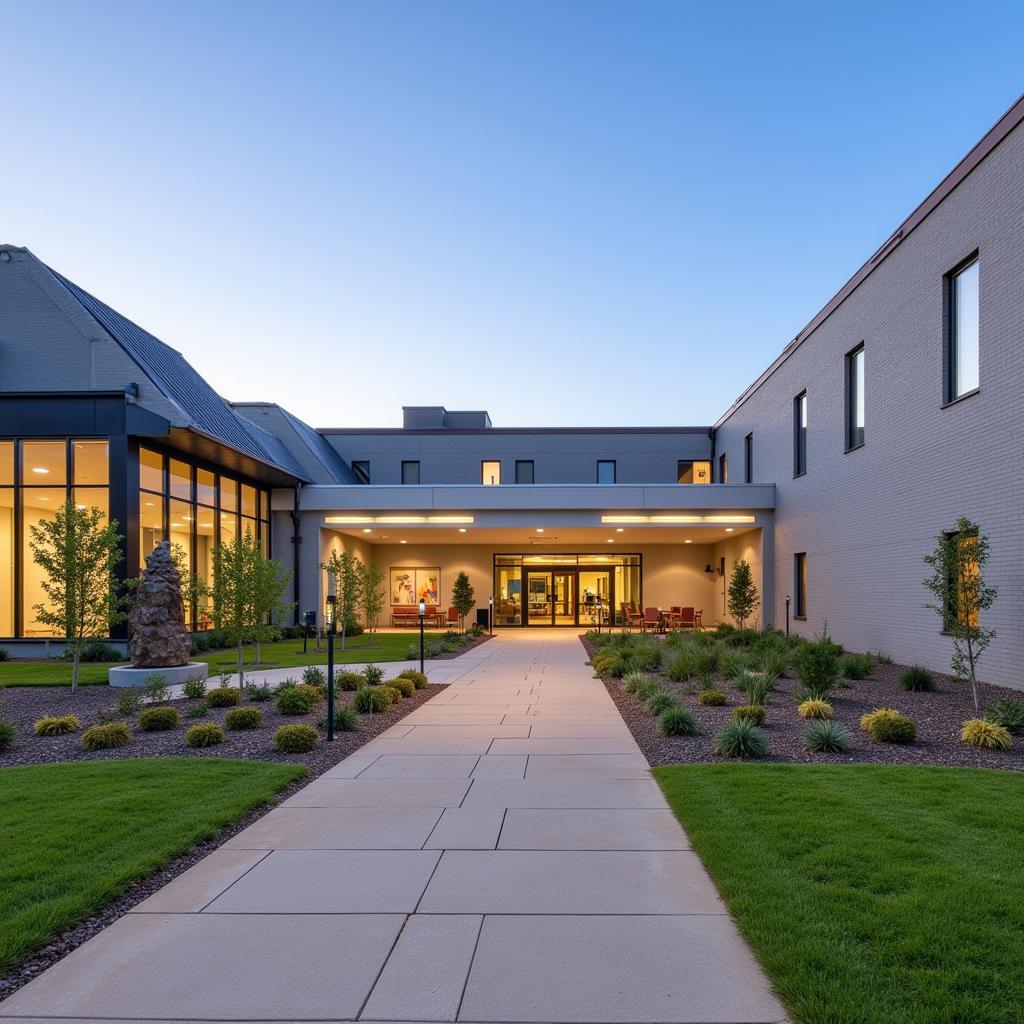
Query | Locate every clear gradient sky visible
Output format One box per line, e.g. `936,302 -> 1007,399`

3,1 -> 1022,428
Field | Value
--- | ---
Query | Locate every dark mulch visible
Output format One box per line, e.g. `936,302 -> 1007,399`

583,638 -> 1024,771
0,679 -> 445,1001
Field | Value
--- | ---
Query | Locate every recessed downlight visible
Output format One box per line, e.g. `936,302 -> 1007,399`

31,466 -> 49,474
684,539 -> 692,544
362,528 -> 372,533
616,528 -> 624,533
458,528 -> 467,533
535,528 -> 544,533
725,527 -> 734,533
400,539 -> 407,544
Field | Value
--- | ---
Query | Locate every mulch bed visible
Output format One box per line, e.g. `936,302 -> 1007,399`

583,638 -> 1024,772
0,680 -> 445,1000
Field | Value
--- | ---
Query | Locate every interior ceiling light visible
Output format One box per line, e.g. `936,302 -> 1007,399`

400,539 -> 407,544
458,528 -> 467,533
684,539 -> 692,544
535,528 -> 544,533
616,527 -> 624,533
725,527 -> 734,532
362,528 -> 372,533
607,538 -> 614,543
601,514 -> 755,525
31,466 -> 49,474
324,514 -> 475,525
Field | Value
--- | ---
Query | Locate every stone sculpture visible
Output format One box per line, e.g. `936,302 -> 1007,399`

127,541 -> 192,668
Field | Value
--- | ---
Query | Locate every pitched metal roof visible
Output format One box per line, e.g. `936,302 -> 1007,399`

276,406 -> 357,483
47,267 -> 308,480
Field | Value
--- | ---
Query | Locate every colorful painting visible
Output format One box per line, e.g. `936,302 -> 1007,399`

390,567 -> 440,607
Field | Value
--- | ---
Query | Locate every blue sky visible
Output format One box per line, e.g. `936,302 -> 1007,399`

3,1 -> 1022,427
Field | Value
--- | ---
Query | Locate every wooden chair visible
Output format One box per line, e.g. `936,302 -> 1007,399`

678,606 -> 695,630
642,606 -> 661,632
446,607 -> 460,629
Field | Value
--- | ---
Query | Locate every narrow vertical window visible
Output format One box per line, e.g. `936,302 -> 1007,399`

401,461 -> 420,485
947,256 -> 979,402
846,344 -> 865,450
596,460 -> 616,484
482,460 -> 501,485
514,460 -> 534,484
793,392 -> 807,477
744,433 -> 753,483
794,552 -> 807,619
718,453 -> 728,483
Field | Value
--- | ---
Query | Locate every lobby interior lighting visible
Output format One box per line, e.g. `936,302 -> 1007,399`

31,466 -> 49,474
601,514 -> 755,525
362,528 -> 372,533
325,514 -> 475,525
458,528 -> 467,533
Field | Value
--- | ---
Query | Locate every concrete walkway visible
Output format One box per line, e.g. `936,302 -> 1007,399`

2,631 -> 785,1024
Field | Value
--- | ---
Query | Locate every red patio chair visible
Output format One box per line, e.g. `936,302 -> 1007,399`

678,606 -> 695,629
642,606 -> 661,632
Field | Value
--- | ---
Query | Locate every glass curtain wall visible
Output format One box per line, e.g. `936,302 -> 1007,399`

0,439 -> 110,638
138,446 -> 270,631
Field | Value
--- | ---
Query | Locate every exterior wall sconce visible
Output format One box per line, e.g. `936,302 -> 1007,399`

704,564 -> 715,576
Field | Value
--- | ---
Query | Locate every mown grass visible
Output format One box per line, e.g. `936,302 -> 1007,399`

0,758 -> 305,976
654,764 -> 1024,1024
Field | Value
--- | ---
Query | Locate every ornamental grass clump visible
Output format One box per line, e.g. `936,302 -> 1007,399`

713,719 -> 768,759
732,703 -> 766,726
861,708 -> 916,744
397,669 -> 428,689
622,671 -> 655,694
699,688 -> 727,707
138,706 -> 180,732
207,686 -> 241,708
841,652 -> 876,680
739,671 -> 773,706
631,677 -> 663,702
274,723 -> 318,753
985,698 -> 1024,736
354,686 -> 391,713
797,698 -> 833,720
321,706 -> 360,732
186,722 -> 225,747
899,665 -> 936,692
659,706 -> 698,736
664,650 -> 697,682
225,706 -> 263,730
81,722 -> 132,750
803,720 -> 851,753
388,677 -> 416,698
961,719 -> 1013,750
0,721 -> 14,752
302,666 -> 327,688
33,714 -> 81,736
645,691 -> 678,716
246,683 -> 273,702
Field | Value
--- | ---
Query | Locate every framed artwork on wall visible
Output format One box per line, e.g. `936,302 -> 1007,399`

390,567 -> 440,607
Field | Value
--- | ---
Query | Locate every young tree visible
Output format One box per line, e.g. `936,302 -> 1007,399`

212,528 -> 262,685
28,499 -> 125,691
451,571 -> 476,632
357,561 -> 387,648
251,554 -> 294,665
321,547 -> 361,650
169,541 -> 209,629
727,559 -> 760,630
923,516 -> 997,712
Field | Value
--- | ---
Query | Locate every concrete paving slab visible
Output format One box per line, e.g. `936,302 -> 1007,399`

404,724 -> 531,738
528,724 -> 633,738
0,913 -> 405,1021
424,808 -> 506,849
462,778 -> 669,809
499,808 -> 691,849
525,753 -> 652,779
223,806 -> 443,849
470,755 -> 527,778
459,915 -> 787,1023
131,849 -> 269,913
357,754 -> 481,779
489,736 -> 642,755
281,778 -> 471,808
419,850 -> 724,914
203,849 -> 441,912
363,914 -> 483,1022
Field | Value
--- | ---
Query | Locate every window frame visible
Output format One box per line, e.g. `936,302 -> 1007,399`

514,460 -> 534,485
744,433 -> 753,483
596,460 -> 616,484
718,452 -> 728,483
401,460 -> 420,485
794,552 -> 807,620
845,343 -> 865,452
793,391 -> 807,478
944,252 -> 980,406
481,460 -> 501,486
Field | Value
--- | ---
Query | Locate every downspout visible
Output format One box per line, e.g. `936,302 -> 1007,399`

708,427 -> 717,480
291,481 -> 302,627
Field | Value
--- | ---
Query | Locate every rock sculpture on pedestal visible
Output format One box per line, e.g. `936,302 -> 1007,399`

128,541 -> 192,668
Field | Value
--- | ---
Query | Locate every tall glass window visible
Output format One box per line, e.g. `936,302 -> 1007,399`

718,453 -> 728,483
846,345 -> 865,449
0,442 -> 13,637
744,434 -> 753,483
793,392 -> 807,477
794,552 -> 807,619
482,461 -> 501,485
948,257 -> 979,401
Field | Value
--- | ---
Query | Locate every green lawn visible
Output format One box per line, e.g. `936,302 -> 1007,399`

654,764 -> 1024,1024
0,633 -> 424,686
0,758 -> 305,976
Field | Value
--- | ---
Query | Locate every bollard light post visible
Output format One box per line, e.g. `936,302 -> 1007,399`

418,599 -> 426,674
488,596 -> 494,636
785,595 -> 791,637
326,586 -> 337,742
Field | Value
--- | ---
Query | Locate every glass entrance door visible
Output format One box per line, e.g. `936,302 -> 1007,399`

552,571 -> 575,625
525,569 -> 578,626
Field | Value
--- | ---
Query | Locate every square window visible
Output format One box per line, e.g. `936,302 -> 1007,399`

402,461 -> 421,485
514,460 -> 534,484
22,441 -> 66,485
482,460 -> 501,485
596,460 -> 616,484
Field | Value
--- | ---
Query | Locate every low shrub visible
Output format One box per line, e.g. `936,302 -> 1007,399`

185,702 -> 209,718
961,719 -> 1013,750
320,706 -> 360,732
899,665 -> 935,692
246,683 -> 274,702
143,672 -> 171,703
354,686 -> 391,713
389,677 -> 416,698
0,647 -> 8,661
732,704 -> 766,725
363,664 -> 384,686
713,719 -> 768,759
380,685 -> 403,704
985,698 -> 1024,736
696,668 -> 717,691
699,688 -> 727,707
797,698 -> 833,720
182,675 -> 207,699
692,648 -> 720,676
275,723 -> 318,752
334,670 -> 364,691
34,714 -> 81,736
207,686 -> 241,708
82,722 -> 132,750
791,630 -> 841,699
861,708 -> 916,744
659,706 -> 698,736
397,669 -> 428,689
622,671 -> 654,694
664,650 -> 697,682
591,654 -> 616,677
294,683 -> 325,703
78,641 -> 124,663
739,671 -> 773,706
139,706 -> 180,731
632,677 -> 663,702
116,691 -> 143,717
186,722 -> 225,747
276,687 -> 317,715
752,647 -> 788,679
645,691 -> 678,715
0,720 -> 14,751
841,653 -> 875,680
302,666 -> 327,688
225,706 -> 263,730
803,720 -> 851,753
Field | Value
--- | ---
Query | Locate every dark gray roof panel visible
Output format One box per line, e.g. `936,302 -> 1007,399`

47,267 -> 308,480
278,407 -> 357,483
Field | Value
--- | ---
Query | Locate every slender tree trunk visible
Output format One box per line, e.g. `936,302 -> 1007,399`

72,645 -> 80,692
237,641 -> 245,687
968,643 -> 979,712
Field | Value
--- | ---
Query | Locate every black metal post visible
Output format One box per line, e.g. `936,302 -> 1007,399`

785,596 -> 791,636
326,597 -> 336,741
419,600 -> 426,674
488,597 -> 493,636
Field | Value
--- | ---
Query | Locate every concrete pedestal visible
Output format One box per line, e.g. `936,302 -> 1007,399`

109,662 -> 209,688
